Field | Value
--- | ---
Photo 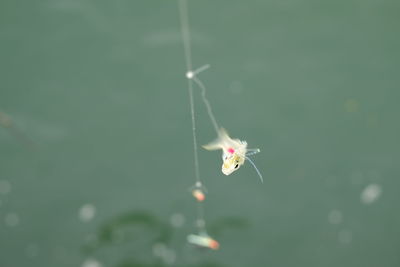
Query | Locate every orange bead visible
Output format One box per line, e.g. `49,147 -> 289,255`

208,239 -> 220,250
192,189 -> 205,202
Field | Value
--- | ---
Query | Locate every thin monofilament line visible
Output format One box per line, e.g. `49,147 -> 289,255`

178,0 -> 192,71
245,156 -> 264,183
197,201 -> 206,231
179,0 -> 200,183
179,0 -> 220,136
192,76 -> 220,134
179,0 -> 212,235
187,77 -> 201,183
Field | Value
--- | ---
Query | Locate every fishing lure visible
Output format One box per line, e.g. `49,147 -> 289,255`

203,128 -> 263,183
187,233 -> 219,250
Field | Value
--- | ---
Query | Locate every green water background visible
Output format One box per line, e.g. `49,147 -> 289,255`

1,0 -> 399,266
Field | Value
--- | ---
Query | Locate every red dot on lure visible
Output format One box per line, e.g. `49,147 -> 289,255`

227,148 -> 235,154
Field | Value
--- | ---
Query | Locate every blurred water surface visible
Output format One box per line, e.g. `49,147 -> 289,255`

1,0 -> 400,266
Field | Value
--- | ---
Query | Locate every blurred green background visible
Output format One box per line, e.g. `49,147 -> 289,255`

1,0 -> 399,266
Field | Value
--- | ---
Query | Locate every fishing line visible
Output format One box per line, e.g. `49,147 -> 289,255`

192,75 -> 219,134
245,156 -> 264,183
178,0 -> 209,233
179,0 -> 220,136
178,1 -> 262,249
178,0 -> 200,185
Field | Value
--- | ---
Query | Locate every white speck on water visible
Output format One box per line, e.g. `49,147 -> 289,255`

170,213 -> 185,228
79,204 -> 96,222
26,243 -> 39,258
338,229 -> 352,244
0,180 -> 11,195
82,258 -> 102,267
361,183 -> 382,204
5,212 -> 20,227
328,210 -> 343,225
186,71 -> 194,79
